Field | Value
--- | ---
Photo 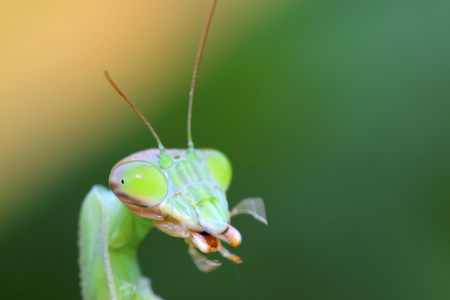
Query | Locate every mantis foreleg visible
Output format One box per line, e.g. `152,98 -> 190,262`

79,185 -> 161,300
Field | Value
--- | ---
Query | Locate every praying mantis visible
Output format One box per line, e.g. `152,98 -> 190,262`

78,1 -> 267,299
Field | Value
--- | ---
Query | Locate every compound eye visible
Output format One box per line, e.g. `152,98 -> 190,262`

204,149 -> 232,191
109,161 -> 168,207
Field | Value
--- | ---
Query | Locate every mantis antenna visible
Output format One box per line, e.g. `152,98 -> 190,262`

187,0 -> 217,151
104,70 -> 166,153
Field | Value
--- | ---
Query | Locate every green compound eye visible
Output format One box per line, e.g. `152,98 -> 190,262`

204,149 -> 232,191
109,161 -> 168,207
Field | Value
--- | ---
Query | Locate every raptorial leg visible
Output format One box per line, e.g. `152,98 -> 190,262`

218,243 -> 242,264
230,198 -> 267,225
187,243 -> 221,272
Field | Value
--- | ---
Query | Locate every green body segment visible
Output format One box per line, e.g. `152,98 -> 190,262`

79,185 -> 160,300
110,148 -> 232,235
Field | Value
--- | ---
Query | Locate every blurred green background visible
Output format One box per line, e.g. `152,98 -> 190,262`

1,0 -> 450,299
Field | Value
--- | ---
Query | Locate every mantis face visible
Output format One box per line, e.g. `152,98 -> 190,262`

108,149 -> 233,227
107,148 -> 263,272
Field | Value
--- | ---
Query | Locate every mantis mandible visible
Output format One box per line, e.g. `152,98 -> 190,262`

79,1 -> 267,299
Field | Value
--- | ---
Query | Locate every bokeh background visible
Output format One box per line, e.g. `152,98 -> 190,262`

1,0 -> 450,299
